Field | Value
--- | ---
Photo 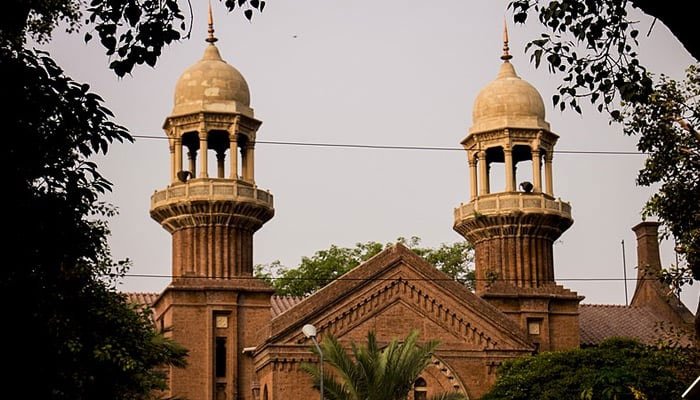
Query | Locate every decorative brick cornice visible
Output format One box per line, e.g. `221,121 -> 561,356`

294,277 -> 500,350
163,111 -> 261,138
150,179 -> 274,233
461,128 -> 559,150
453,193 -> 572,242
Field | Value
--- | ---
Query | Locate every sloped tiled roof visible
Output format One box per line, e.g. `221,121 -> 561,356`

579,304 -> 668,346
123,292 -> 303,319
125,292 -> 160,307
124,292 -> 160,323
271,295 -> 304,317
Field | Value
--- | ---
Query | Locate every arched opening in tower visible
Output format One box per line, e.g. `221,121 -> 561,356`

208,130 -> 230,178
512,144 -> 534,192
485,146 -> 505,193
181,131 -> 200,178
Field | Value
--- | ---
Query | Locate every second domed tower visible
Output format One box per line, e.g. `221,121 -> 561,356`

453,25 -> 581,351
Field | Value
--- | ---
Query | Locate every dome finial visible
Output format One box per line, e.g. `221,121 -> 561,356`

206,0 -> 218,43
501,18 -> 512,61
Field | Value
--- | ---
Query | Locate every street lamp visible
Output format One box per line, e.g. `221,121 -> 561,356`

302,324 -> 324,400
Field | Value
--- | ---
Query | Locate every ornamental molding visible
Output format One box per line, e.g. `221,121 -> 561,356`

290,277 -> 499,351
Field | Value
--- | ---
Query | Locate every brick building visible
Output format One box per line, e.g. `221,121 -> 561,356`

128,17 -> 694,400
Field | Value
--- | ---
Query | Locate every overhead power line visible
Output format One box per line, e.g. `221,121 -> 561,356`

118,273 -> 656,282
130,135 -> 644,155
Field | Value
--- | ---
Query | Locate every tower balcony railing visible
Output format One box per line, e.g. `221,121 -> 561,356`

151,178 -> 274,209
454,192 -> 571,221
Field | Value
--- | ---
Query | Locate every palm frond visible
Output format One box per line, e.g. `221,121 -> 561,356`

428,392 -> 468,400
301,329 -> 463,400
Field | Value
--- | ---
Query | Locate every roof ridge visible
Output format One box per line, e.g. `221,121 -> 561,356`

580,303 -> 641,308
123,291 -> 160,295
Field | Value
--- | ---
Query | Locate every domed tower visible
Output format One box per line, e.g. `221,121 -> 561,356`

453,25 -> 581,351
150,8 -> 275,399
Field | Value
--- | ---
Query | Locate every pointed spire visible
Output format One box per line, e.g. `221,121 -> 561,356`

501,18 -> 512,61
206,0 -> 218,43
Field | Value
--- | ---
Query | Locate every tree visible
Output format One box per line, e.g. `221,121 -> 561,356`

1,0 -> 265,76
2,43 -> 189,398
509,0 -> 700,336
0,0 -> 273,397
255,238 -> 474,296
1,41 -> 191,398
481,337 -> 698,400
624,67 -> 700,288
301,330 -> 467,400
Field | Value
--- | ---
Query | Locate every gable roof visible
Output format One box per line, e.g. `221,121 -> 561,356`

266,243 -> 534,351
124,292 -> 160,306
579,303 -> 692,346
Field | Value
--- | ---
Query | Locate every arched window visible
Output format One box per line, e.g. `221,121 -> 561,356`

263,384 -> 268,400
414,377 -> 427,400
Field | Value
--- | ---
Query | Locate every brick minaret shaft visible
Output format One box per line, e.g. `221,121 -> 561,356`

455,213 -> 573,293
152,195 -> 273,278
453,23 -> 580,351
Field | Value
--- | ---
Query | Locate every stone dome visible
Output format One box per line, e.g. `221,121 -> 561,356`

470,61 -> 550,133
172,43 -> 252,117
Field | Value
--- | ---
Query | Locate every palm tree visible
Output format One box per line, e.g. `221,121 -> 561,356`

301,329 -> 467,400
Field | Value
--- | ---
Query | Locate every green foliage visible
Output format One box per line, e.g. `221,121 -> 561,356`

2,34 -> 187,400
623,66 -> 700,278
254,238 -> 474,296
301,330 -> 467,400
510,0 -> 652,115
0,1 -> 273,396
481,338 -> 698,400
2,0 -> 264,76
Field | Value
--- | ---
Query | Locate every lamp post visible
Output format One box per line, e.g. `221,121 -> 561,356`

302,324 -> 324,400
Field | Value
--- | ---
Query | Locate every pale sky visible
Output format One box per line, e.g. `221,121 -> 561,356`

43,0 -> 697,311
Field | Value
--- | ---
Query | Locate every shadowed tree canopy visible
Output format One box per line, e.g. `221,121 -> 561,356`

255,238 -> 474,296
482,337 -> 699,400
2,43 -> 188,399
1,0 -> 265,76
510,0 -> 698,114
0,0 -> 277,397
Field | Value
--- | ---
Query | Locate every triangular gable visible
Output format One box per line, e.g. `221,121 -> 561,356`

267,244 -> 533,351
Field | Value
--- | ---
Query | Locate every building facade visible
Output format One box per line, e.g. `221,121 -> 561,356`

130,17 -> 694,400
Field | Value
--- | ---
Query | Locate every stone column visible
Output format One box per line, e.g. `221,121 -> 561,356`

468,152 -> 478,200
485,164 -> 491,194
187,149 -> 197,177
170,137 -> 176,183
544,152 -> 554,195
229,132 -> 238,179
504,147 -> 515,192
478,150 -> 489,195
244,144 -> 255,183
532,148 -> 541,192
216,151 -> 225,178
199,129 -> 208,178
175,137 -> 183,179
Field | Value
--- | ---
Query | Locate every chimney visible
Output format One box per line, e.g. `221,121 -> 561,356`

632,221 -> 662,280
